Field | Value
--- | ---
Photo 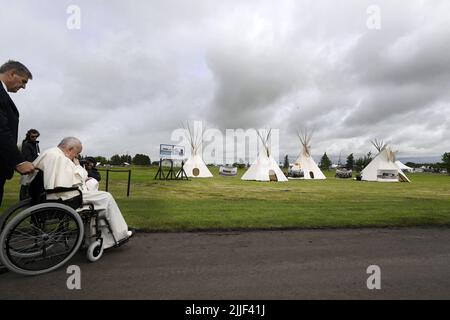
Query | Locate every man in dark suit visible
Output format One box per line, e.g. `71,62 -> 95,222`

0,60 -> 36,207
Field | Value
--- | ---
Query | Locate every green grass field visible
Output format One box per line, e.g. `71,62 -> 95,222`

1,166 -> 450,231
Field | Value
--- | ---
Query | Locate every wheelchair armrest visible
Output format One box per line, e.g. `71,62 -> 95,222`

45,186 -> 81,194
43,187 -> 84,210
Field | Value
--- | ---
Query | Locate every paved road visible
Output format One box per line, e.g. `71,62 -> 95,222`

1,227 -> 449,299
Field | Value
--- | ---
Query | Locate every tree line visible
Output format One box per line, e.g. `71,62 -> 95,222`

311,152 -> 372,172
283,152 -> 450,175
80,154 -> 152,166
83,151 -> 450,174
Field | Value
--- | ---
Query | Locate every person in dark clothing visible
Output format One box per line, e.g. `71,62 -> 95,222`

19,129 -> 41,200
84,157 -> 101,181
0,60 -> 35,273
79,157 -> 101,191
0,60 -> 35,207
21,129 -> 41,161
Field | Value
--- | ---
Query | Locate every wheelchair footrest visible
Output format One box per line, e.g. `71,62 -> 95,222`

112,236 -> 130,248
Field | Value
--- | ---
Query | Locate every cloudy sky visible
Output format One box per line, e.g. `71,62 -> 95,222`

1,0 -> 449,163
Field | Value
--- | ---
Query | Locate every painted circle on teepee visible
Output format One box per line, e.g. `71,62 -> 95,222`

192,168 -> 200,176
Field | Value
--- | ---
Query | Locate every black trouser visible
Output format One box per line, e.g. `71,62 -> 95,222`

19,185 -> 30,201
0,178 -> 6,270
0,178 -> 5,207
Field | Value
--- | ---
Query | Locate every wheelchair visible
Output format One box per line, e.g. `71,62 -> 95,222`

0,171 -> 131,276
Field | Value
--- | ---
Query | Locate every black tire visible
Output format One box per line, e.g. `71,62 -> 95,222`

0,203 -> 84,276
0,198 -> 32,232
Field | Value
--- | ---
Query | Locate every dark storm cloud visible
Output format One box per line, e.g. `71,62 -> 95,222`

1,0 -> 449,160
206,43 -> 310,128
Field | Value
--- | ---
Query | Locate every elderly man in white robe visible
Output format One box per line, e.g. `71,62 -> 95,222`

32,137 -> 132,248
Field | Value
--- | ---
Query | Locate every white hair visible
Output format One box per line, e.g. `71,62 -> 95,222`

58,136 -> 82,150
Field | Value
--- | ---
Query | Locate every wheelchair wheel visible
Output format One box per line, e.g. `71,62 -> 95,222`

86,239 -> 104,262
0,203 -> 84,276
0,198 -> 32,232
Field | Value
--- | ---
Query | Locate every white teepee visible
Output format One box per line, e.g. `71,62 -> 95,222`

361,140 -> 410,182
395,160 -> 413,172
180,122 -> 213,178
290,130 -> 326,180
241,129 -> 288,182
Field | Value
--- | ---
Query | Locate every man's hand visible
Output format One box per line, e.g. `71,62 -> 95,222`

15,161 -> 35,175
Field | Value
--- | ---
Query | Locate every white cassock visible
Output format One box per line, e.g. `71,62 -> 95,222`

32,147 -> 130,249
85,178 -> 99,191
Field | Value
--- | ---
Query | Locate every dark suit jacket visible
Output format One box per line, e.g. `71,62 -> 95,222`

0,81 -> 25,180
21,140 -> 40,162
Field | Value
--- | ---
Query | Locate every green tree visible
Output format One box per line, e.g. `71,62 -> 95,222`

132,154 -> 151,166
405,162 -> 416,168
442,152 -> 450,175
94,156 -> 108,165
346,153 -> 354,170
119,154 -> 132,164
283,155 -> 289,169
355,152 -> 372,172
319,152 -> 332,171
110,154 -> 121,165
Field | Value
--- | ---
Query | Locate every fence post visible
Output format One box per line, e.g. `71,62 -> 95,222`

105,169 -> 109,192
127,170 -> 131,197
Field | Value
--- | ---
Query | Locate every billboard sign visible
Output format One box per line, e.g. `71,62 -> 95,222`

159,144 -> 185,159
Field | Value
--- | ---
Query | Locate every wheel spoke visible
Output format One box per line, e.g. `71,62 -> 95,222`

2,205 -> 82,273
